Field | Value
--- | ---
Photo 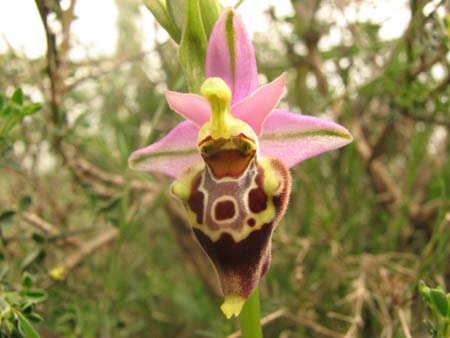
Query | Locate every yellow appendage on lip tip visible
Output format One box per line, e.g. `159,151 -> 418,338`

220,294 -> 246,319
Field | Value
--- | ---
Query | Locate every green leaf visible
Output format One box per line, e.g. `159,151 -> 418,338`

430,288 -> 449,317
143,0 -> 181,43
98,197 -> 121,213
199,0 -> 221,37
0,265 -> 8,279
419,280 -> 432,304
31,233 -> 46,243
22,273 -> 33,288
20,249 -> 46,271
0,95 -> 5,110
21,103 -> 41,116
11,88 -> 24,105
19,195 -> 33,211
3,319 -> 15,334
424,320 -> 437,337
0,210 -> 16,224
17,311 -> 40,338
26,313 -> 43,323
21,302 -> 33,314
5,291 -> 20,304
178,0 -> 207,93
448,293 -> 450,317
2,104 -> 12,115
22,289 -> 48,303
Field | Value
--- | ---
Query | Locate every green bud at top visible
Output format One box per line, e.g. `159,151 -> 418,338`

143,0 -> 181,43
199,0 -> 222,37
178,0 -> 207,93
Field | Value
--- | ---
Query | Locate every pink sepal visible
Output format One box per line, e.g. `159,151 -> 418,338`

260,110 -> 353,168
128,121 -> 201,178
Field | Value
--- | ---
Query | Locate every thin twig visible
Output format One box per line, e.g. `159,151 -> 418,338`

343,274 -> 367,338
22,211 -> 79,246
285,311 -> 344,338
22,212 -> 59,236
49,226 -> 119,281
65,51 -> 149,91
352,114 -> 401,210
226,309 -> 286,338
397,308 -> 413,338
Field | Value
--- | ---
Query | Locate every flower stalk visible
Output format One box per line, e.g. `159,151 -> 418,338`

240,286 -> 263,338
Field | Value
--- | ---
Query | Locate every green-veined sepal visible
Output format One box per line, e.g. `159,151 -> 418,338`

128,121 -> 201,178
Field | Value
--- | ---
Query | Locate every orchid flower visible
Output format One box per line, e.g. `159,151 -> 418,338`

129,8 -> 352,319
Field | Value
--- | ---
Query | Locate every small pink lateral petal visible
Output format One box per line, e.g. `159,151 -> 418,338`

164,90 -> 211,127
259,110 -> 353,168
128,121 -> 201,178
232,73 -> 287,136
206,8 -> 258,105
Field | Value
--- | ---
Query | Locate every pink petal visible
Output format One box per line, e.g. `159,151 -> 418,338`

128,121 -> 201,178
164,90 -> 211,127
259,110 -> 353,168
205,8 -> 258,105
232,73 -> 287,136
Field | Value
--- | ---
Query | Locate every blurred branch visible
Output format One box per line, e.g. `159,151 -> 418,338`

65,51 -> 149,92
34,0 -> 160,211
277,0 -> 446,232
352,110 -> 401,211
361,0 -> 427,88
409,48 -> 446,78
20,200 -> 121,283
60,0 -> 77,73
77,155 -> 150,190
343,275 -> 367,338
64,145 -> 158,193
401,110 -> 450,128
34,0 -> 62,124
0,33 -> 15,56
34,0 -> 76,130
426,69 -> 450,98
397,308 -> 413,338
286,311 -> 344,338
22,211 -> 79,247
415,212 -> 450,282
49,226 -> 119,281
22,211 -> 60,236
272,0 -> 405,215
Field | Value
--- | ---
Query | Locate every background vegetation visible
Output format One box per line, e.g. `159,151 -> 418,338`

1,0 -> 449,337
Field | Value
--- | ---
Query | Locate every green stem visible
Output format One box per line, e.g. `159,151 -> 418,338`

239,286 -> 263,338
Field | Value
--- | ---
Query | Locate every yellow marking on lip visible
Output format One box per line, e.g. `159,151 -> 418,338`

191,158 -> 280,243
171,162 -> 205,202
